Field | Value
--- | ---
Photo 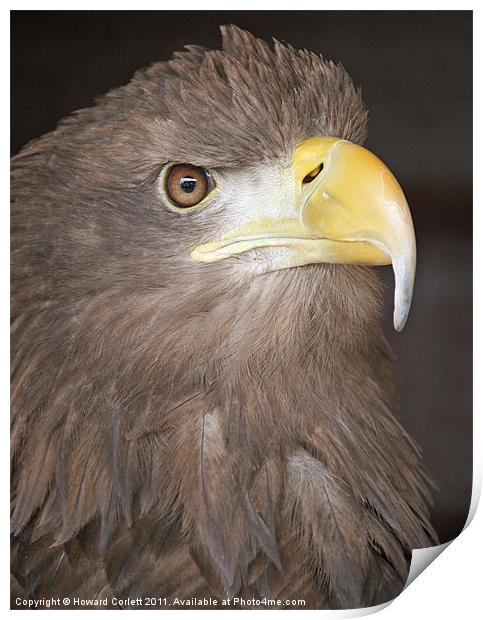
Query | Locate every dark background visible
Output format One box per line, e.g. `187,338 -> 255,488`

11,11 -> 472,544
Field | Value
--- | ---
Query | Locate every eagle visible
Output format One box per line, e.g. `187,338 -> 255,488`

11,26 -> 437,610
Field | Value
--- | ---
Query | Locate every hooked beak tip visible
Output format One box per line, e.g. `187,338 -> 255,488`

392,254 -> 416,331
394,312 -> 408,333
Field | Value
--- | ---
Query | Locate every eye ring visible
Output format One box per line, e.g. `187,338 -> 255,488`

162,164 -> 216,211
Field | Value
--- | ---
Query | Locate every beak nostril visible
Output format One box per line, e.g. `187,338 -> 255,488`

302,163 -> 324,184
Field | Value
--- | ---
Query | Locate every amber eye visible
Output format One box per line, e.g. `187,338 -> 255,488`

164,164 -> 213,209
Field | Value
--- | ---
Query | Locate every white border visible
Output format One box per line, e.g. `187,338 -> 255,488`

5,4 -> 478,618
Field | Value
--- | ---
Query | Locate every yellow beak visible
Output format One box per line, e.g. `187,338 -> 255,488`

192,136 -> 416,331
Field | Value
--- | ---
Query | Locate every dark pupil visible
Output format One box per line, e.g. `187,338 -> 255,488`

180,176 -> 197,193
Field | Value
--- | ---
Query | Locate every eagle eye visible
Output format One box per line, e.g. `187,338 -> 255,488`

163,164 -> 214,210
